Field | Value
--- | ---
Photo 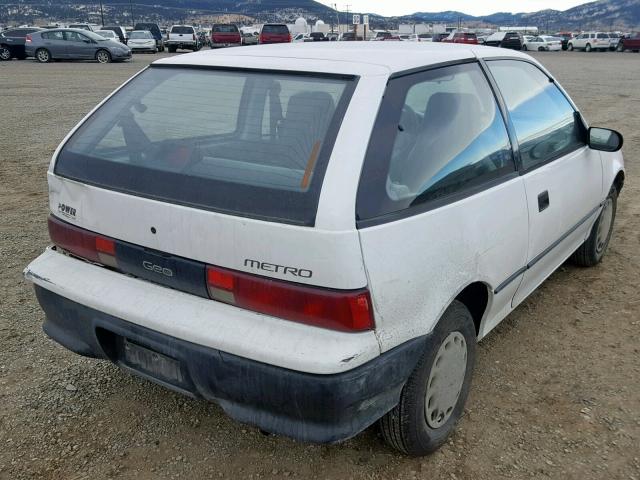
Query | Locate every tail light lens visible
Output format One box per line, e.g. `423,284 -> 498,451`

288,33 -> 292,43
25,34 -> 32,43
48,215 -> 117,268
206,265 -> 374,332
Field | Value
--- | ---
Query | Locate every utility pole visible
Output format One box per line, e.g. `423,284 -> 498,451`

345,4 -> 351,35
99,0 -> 105,27
129,0 -> 134,27
333,3 -> 340,34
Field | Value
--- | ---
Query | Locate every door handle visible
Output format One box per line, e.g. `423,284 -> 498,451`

538,191 -> 550,212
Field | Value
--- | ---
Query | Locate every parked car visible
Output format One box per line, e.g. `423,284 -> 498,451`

431,32 -> 450,42
210,24 -> 241,48
417,33 -> 433,42
259,24 -> 291,44
607,32 -> 620,51
399,34 -> 419,42
567,32 -> 611,51
339,32 -> 363,41
241,31 -> 259,45
95,30 -> 118,41
442,31 -> 478,44
134,23 -> 165,51
617,32 -> 640,51
292,33 -> 309,43
24,43 -> 624,456
68,24 -> 96,32
326,32 -> 339,41
0,27 -> 42,60
127,30 -> 157,53
166,25 -> 200,52
101,25 -> 128,44
25,28 -> 131,63
522,35 -> 562,51
484,31 -> 522,50
371,31 -> 392,41
555,32 -> 574,50
309,32 -> 327,41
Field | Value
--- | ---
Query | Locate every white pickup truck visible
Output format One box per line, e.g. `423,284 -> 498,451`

166,25 -> 200,52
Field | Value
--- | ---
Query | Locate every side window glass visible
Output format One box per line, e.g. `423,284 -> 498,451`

487,60 -> 585,171
357,62 -> 515,221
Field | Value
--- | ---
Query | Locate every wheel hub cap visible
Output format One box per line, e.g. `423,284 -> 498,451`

596,198 -> 613,253
425,332 -> 467,428
1,48 -> 10,60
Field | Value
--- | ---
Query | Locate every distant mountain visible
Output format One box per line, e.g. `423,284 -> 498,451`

1,0 -> 639,30
405,0 -> 640,30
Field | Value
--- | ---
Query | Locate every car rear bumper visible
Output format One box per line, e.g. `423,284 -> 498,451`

32,283 -> 425,443
24,248 -> 381,374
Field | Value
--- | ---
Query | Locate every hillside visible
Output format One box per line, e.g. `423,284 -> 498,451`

1,0 -> 639,30
407,0 -> 640,30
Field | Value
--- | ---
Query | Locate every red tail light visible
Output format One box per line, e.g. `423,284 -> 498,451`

288,33 -> 292,43
48,215 -> 117,268
25,34 -> 32,43
206,265 -> 374,332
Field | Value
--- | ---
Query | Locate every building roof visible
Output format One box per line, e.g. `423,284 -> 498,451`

154,42 -> 529,77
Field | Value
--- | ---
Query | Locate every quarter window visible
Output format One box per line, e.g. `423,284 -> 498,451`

357,62 -> 515,222
487,60 -> 585,171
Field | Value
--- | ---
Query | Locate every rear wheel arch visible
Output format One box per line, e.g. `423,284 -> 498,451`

453,282 -> 490,337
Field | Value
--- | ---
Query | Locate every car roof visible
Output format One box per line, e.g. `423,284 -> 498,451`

153,42 -> 531,76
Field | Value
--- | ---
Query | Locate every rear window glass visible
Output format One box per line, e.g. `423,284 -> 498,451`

55,67 -> 354,226
213,25 -> 238,33
262,25 -> 289,34
171,26 -> 194,34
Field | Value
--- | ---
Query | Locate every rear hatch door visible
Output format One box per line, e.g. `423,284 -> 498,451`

49,64 -> 367,292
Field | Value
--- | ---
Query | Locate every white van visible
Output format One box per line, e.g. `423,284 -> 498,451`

25,43 -> 625,455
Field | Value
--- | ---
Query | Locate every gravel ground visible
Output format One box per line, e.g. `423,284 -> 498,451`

1,51 -> 639,480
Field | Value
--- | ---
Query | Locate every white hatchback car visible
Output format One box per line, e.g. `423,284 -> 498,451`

25,43 -> 625,456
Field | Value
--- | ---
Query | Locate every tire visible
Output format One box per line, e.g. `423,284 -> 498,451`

522,44 -> 528,51
585,43 -> 592,52
617,43 -> 624,52
96,49 -> 111,63
538,46 -> 545,51
35,48 -> 51,63
570,185 -> 617,267
379,300 -> 476,456
568,43 -> 574,51
0,45 -> 11,61
168,45 -> 176,53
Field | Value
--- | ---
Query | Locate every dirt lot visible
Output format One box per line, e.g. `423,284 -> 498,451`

1,50 -> 639,480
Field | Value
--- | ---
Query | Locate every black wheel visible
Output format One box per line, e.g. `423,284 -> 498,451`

585,43 -> 592,52
571,186 -> 617,267
168,45 -> 176,53
617,43 -> 624,52
35,48 -> 51,63
96,49 -> 111,63
568,43 -> 574,51
379,300 -> 476,456
538,46 -> 545,51
0,45 -> 11,61
522,44 -> 528,51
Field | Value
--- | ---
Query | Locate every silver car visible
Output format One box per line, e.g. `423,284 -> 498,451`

25,28 -> 131,63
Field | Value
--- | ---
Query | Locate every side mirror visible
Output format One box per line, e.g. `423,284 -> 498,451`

588,127 -> 623,152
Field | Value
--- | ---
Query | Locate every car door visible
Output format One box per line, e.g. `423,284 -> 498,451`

356,61 -> 529,349
3,29 -> 27,57
41,30 -> 67,58
64,31 -> 94,59
486,60 -> 603,308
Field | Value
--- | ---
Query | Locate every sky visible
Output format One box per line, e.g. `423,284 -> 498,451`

315,0 -> 588,17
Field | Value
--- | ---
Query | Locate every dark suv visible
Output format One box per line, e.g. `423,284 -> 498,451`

0,27 -> 43,60
134,23 -> 165,51
259,24 -> 291,44
485,31 -> 522,50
